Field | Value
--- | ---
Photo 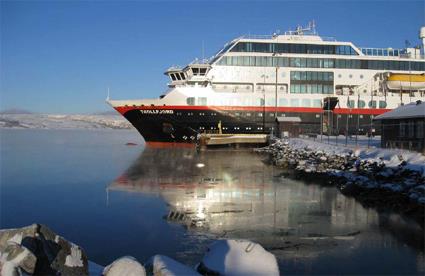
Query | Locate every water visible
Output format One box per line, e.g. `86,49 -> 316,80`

1,129 -> 424,274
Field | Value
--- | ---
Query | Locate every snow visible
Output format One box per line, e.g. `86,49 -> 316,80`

147,255 -> 200,276
199,239 -> 279,276
286,137 -> 425,176
0,245 -> 34,276
64,243 -> 84,267
375,101 -> 425,120
103,256 -> 146,276
8,234 -> 22,245
0,114 -> 131,130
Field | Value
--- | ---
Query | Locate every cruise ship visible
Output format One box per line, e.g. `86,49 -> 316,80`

108,22 -> 425,144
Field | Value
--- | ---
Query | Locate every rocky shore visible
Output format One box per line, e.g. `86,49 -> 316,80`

0,224 -> 279,276
256,139 -> 425,224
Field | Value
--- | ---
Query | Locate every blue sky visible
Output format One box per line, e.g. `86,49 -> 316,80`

1,0 -> 424,114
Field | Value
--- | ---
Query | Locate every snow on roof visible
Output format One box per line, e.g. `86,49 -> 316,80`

374,101 -> 425,120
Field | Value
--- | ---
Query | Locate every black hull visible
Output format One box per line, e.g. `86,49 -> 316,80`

121,107 -> 383,143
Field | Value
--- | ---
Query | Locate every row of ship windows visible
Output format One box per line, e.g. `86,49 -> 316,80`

184,97 -> 387,108
230,42 -> 358,55
216,56 -> 425,71
290,84 -> 334,94
290,71 -> 334,81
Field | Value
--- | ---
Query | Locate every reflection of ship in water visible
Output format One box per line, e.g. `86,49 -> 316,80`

109,147 -> 424,265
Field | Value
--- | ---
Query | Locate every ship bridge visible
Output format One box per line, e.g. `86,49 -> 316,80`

165,59 -> 212,87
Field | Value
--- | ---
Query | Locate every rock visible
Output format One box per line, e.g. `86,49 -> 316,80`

103,256 -> 146,276
145,255 -> 199,276
0,224 -> 89,275
197,239 -> 279,276
1,242 -> 37,274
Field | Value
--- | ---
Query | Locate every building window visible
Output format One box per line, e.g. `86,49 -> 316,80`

417,121 -> 424,138
408,121 -> 415,138
399,122 -> 406,137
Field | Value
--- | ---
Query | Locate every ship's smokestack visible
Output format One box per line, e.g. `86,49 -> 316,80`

420,26 -> 425,54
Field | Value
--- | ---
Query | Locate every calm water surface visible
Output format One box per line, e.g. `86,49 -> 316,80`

1,129 -> 424,274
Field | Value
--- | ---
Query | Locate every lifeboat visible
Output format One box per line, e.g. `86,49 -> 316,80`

386,73 -> 425,90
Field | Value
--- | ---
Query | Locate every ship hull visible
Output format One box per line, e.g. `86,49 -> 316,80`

115,105 -> 389,143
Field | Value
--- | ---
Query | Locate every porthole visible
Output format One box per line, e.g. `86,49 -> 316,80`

349,74 -> 353,78
338,74 -> 342,78
360,75 -> 364,79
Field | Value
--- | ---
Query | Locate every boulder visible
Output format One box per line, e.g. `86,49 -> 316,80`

103,256 -> 146,276
0,224 -> 88,275
197,239 -> 279,276
145,255 -> 199,276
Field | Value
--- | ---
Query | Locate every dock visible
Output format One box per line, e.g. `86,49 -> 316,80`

199,133 -> 269,148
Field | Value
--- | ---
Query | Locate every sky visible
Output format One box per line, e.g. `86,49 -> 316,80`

1,0 -> 424,114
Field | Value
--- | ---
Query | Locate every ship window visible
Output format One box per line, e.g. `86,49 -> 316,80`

170,74 -> 176,81
279,98 -> 288,106
358,100 -> 366,108
290,99 -> 300,107
198,97 -> 207,105
368,100 -> 377,108
302,99 -> 311,107
175,73 -> 181,80
192,68 -> 199,75
379,101 -> 387,108
199,68 -> 207,75
347,100 -> 355,108
312,99 -> 321,107
187,97 -> 195,106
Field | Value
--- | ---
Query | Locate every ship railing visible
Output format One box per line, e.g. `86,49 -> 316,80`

189,58 -> 211,65
239,34 -> 337,41
360,47 -> 425,59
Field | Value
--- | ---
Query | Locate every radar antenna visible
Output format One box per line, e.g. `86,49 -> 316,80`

287,20 -> 317,35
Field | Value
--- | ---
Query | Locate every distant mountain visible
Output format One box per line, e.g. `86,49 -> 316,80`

0,108 -> 34,114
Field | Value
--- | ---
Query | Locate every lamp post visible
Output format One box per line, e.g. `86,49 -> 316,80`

261,74 -> 269,131
272,53 -> 279,118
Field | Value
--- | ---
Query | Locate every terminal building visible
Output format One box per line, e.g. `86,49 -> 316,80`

374,101 -> 425,153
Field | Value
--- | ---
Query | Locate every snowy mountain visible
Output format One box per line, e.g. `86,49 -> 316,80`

0,114 -> 132,129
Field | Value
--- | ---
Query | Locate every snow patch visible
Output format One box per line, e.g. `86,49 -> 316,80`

64,243 -> 83,267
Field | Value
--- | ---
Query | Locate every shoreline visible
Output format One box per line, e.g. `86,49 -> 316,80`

255,138 -> 425,226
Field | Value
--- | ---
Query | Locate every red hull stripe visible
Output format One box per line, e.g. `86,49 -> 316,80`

115,105 -> 390,116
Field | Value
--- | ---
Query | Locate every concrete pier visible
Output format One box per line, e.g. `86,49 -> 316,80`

199,133 -> 268,148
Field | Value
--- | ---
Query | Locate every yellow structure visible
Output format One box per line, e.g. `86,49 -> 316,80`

386,73 -> 425,90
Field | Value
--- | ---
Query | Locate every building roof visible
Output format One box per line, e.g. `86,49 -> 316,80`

374,101 -> 425,120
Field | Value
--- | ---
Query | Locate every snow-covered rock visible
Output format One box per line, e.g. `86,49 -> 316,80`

103,256 -> 146,276
145,255 -> 199,276
197,239 -> 279,276
0,224 -> 89,275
